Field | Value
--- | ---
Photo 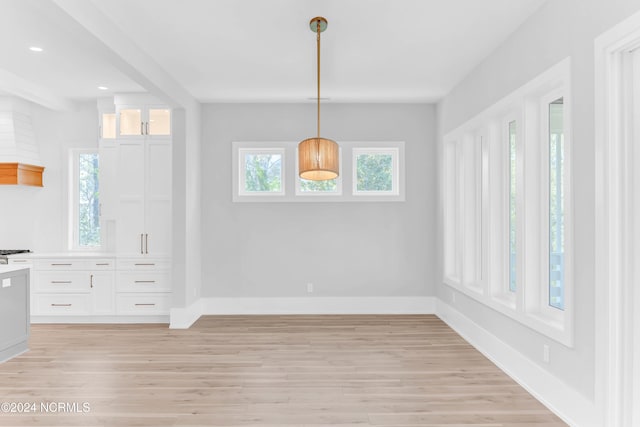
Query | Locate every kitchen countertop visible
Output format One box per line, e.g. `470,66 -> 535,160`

7,252 -> 116,259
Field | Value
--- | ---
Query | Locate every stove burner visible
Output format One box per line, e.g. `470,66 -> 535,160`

0,250 -> 31,256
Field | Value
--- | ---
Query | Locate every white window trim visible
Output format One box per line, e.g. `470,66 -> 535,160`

233,141 -> 405,202
68,148 -> 102,252
442,57 -> 573,347
594,14 -> 640,425
237,147 -> 286,197
352,147 -> 400,196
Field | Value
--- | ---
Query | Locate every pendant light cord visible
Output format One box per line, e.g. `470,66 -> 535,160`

317,19 -> 321,140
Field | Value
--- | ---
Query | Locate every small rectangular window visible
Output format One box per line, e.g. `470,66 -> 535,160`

70,150 -> 101,250
238,148 -> 284,196
353,148 -> 399,196
549,98 -> 565,310
509,120 -> 517,292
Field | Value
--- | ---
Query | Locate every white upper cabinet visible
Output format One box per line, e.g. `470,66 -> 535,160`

117,105 -> 171,138
115,138 -> 171,257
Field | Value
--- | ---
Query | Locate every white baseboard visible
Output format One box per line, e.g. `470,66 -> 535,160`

435,299 -> 597,427
169,296 -> 435,328
31,315 -> 169,324
169,299 -> 203,329
202,296 -> 436,315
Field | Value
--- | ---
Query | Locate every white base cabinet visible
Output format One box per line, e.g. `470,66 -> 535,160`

11,255 -> 172,322
31,258 -> 115,316
116,258 -> 171,316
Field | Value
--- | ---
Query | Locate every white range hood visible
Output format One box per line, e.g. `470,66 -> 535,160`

0,97 -> 44,186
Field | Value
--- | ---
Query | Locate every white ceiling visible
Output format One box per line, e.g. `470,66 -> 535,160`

0,0 -> 546,107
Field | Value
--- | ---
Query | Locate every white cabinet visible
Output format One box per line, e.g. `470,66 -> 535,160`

32,258 -> 115,317
116,138 -> 171,256
117,105 -> 171,138
116,258 -> 171,315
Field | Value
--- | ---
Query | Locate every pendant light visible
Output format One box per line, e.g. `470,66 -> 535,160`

298,17 -> 339,181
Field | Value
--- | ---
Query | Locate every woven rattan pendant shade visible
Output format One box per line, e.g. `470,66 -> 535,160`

298,17 -> 339,181
299,137 -> 339,180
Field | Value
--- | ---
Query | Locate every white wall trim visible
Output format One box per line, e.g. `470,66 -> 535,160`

202,296 -> 434,315
31,315 -> 169,324
169,296 -> 435,327
435,299 -> 597,427
169,299 -> 203,329
594,9 -> 640,427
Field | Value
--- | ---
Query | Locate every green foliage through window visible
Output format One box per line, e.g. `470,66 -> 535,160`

549,98 -> 565,310
244,154 -> 282,192
299,177 -> 337,193
78,153 -> 100,247
356,153 -> 393,192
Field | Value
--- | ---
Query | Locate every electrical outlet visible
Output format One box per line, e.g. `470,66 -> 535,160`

307,283 -> 314,293
543,344 -> 550,363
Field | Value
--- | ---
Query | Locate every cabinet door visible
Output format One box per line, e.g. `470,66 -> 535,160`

116,141 -> 146,255
91,272 -> 115,315
145,140 -> 172,256
147,108 -> 171,136
118,107 -> 143,137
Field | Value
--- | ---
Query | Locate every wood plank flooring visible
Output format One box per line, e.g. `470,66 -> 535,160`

0,315 -> 566,426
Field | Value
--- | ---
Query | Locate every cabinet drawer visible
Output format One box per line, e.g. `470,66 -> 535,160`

35,272 -> 90,293
117,258 -> 171,271
35,259 -> 88,271
8,258 -> 32,266
33,294 -> 91,315
116,293 -> 171,315
86,259 -> 115,270
116,271 -> 171,292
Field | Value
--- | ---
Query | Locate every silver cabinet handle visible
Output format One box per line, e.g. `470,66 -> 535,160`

145,233 -> 149,254
135,303 -> 156,307
145,122 -> 149,135
51,304 -> 72,307
12,260 -> 27,263
134,280 -> 156,283
90,274 -> 94,288
134,263 -> 155,266
95,263 -> 109,266
51,263 -> 72,266
51,281 -> 72,284
140,233 -> 144,254
140,122 -> 144,135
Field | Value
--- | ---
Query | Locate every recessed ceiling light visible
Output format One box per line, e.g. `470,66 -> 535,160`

29,46 -> 43,52
97,86 -> 109,91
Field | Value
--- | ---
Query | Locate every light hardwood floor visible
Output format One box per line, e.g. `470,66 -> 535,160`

0,315 -> 566,426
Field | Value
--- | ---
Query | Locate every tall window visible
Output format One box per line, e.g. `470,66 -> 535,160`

71,150 -> 101,249
509,121 -> 517,292
442,58 -> 572,346
549,98 -> 565,310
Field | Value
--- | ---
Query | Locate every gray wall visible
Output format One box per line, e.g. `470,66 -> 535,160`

437,0 -> 640,401
202,103 -> 436,298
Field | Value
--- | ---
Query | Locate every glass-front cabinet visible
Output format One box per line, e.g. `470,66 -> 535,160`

117,106 -> 171,138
